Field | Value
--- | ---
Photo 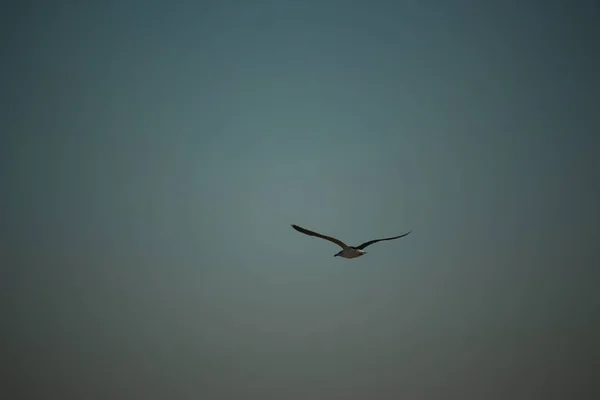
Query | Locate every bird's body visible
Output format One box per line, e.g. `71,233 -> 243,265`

337,247 -> 367,259
291,224 -> 411,259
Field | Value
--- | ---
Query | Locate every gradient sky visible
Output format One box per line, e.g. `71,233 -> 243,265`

3,1 -> 599,399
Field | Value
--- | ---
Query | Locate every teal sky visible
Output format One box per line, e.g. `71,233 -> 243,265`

3,1 -> 599,398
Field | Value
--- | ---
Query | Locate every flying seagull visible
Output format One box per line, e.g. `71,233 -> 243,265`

291,224 -> 411,259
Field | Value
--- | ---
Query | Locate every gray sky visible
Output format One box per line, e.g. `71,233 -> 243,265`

3,1 -> 599,398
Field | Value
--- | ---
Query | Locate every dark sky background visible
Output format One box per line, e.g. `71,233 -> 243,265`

2,1 -> 599,399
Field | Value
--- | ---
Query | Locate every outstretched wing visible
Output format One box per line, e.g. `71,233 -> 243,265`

291,224 -> 348,249
355,231 -> 412,250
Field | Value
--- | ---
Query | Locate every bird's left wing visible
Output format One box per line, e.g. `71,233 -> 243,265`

291,224 -> 348,249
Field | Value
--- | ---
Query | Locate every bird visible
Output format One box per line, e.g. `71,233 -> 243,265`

291,224 -> 411,259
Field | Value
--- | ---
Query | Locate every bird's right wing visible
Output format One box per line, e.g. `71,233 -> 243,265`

355,231 -> 412,250
291,224 -> 348,249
